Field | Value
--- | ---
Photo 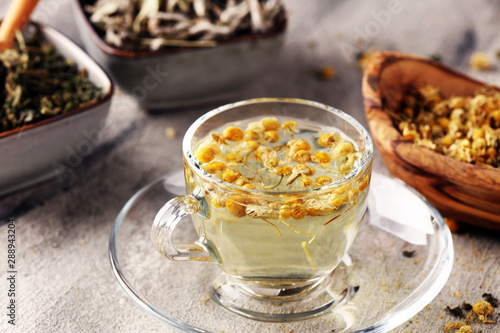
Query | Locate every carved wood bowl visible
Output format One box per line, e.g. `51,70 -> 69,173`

362,51 -> 500,231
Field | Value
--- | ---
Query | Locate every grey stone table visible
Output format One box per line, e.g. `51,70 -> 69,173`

1,0 -> 499,332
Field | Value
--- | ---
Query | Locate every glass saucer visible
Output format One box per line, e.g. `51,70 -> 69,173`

109,172 -> 454,333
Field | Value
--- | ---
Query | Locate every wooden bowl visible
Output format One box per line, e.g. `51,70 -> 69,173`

362,51 -> 500,231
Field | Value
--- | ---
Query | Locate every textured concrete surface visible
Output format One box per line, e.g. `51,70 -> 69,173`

1,0 -> 500,332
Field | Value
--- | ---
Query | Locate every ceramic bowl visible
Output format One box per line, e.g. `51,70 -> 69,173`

72,0 -> 287,110
362,51 -> 500,231
0,22 -> 113,197
73,0 -> 286,109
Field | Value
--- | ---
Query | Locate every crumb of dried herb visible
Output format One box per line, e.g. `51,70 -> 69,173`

446,305 -> 465,319
462,302 -> 473,312
431,54 -> 442,62
482,293 -> 498,308
318,65 -> 335,81
402,250 -> 415,258
165,126 -> 177,139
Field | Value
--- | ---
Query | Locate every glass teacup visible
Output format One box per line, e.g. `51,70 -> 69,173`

152,98 -> 373,321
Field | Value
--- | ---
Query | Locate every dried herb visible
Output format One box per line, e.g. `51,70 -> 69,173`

430,54 -> 442,62
402,250 -> 415,258
482,293 -> 498,308
462,302 -> 473,312
394,85 -> 500,168
0,28 -> 103,134
85,0 -> 285,51
446,305 -> 466,319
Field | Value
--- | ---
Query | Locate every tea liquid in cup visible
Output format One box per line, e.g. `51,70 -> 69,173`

152,98 -> 373,321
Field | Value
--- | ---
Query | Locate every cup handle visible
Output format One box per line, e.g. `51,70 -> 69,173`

151,194 -> 215,262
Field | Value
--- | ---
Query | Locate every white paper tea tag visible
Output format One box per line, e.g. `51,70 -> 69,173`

368,172 -> 434,245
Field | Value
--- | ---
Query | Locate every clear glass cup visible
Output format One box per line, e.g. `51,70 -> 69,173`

151,98 -> 373,321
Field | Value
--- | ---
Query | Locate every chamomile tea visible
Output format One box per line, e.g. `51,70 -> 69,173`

187,116 -> 371,288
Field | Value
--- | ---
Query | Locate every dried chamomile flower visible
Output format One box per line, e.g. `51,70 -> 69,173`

286,164 -> 315,185
331,196 -> 344,208
420,85 -> 443,106
244,130 -> 260,140
290,203 -> 306,219
279,205 -> 292,219
449,96 -> 465,109
301,177 -> 313,188
318,132 -> 340,148
221,169 -> 240,183
490,110 -> 500,128
307,206 -> 323,217
457,325 -> 472,333
243,184 -> 256,190
293,150 -> 312,163
294,164 -> 315,176
234,140 -> 260,155
197,147 -> 215,163
444,322 -> 466,332
470,52 -> 491,71
312,151 -> 331,163
276,166 -> 292,176
211,198 -> 223,209
315,176 -> 332,186
287,139 -> 311,152
263,130 -> 280,143
282,121 -> 298,136
261,117 -> 280,131
265,158 -> 280,168
332,142 -> 355,159
225,153 -> 243,163
472,301 -> 494,322
358,176 -> 370,192
254,146 -> 274,163
226,196 -> 248,217
223,126 -> 244,141
204,161 -> 226,174
211,133 -> 226,145
472,128 -> 485,140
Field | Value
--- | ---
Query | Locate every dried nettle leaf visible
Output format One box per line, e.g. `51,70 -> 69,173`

0,28 -> 102,134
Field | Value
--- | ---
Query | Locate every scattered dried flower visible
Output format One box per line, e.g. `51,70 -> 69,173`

165,126 -> 177,139
470,52 -> 491,71
318,65 -> 335,81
